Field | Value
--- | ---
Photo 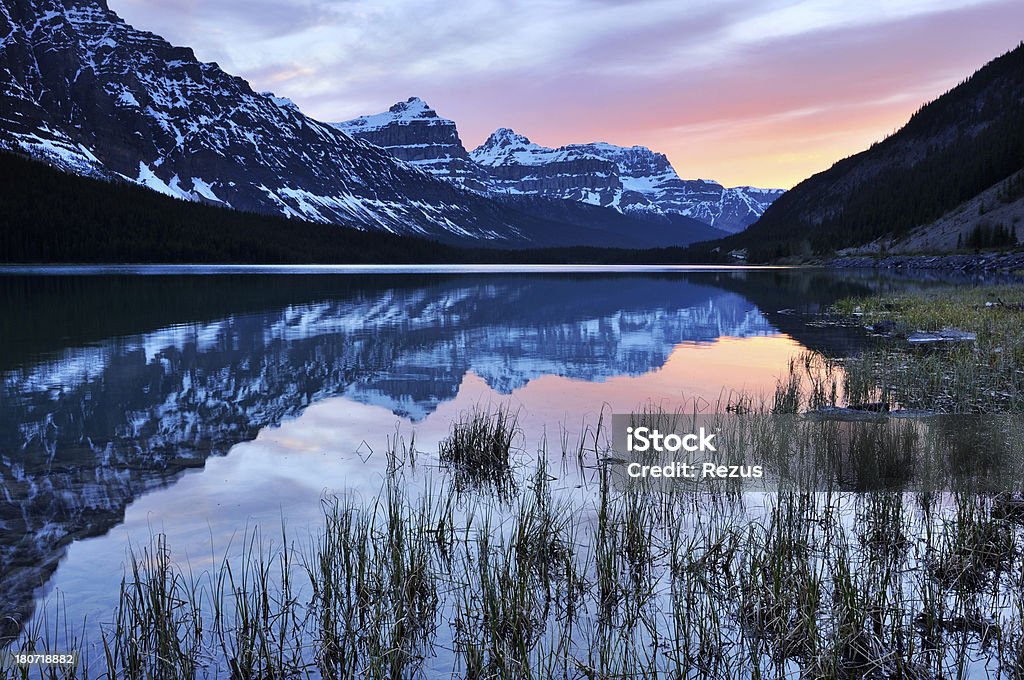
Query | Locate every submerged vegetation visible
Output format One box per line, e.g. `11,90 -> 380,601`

5,285 -> 1024,679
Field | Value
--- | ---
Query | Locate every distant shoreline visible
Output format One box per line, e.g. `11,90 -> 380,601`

828,252 -> 1024,272
5,255 -> 1024,273
0,263 -> 796,275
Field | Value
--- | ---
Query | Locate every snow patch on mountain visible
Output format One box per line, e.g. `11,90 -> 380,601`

470,128 -> 607,167
136,162 -> 191,200
1,128 -> 106,178
261,92 -> 299,113
190,177 -> 224,203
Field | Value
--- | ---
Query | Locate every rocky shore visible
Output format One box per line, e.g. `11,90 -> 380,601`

829,252 -> 1024,272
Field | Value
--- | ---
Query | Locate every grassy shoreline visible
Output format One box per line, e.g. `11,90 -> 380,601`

835,284 -> 1024,413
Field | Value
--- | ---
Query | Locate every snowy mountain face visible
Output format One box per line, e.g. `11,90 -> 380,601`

470,128 -> 623,206
334,104 -> 728,246
333,97 -> 491,192
338,98 -> 784,233
0,0 -> 556,243
472,130 -> 785,233
661,182 -> 787,234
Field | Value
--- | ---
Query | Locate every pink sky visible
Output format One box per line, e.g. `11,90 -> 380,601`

108,0 -> 1024,189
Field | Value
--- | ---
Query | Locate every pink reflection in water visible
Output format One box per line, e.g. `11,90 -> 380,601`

35,332 -> 806,647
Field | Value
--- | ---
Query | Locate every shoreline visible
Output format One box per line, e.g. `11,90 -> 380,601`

827,251 -> 1024,272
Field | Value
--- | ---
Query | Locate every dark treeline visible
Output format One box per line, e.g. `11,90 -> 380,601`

0,151 -> 717,265
962,221 -> 1018,249
0,150 -> 451,263
705,42 -> 1024,261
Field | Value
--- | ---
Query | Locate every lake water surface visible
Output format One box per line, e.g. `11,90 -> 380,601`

0,266 -> 987,665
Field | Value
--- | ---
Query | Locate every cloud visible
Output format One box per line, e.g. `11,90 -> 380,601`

107,0 -> 1024,187
114,0 -> 338,40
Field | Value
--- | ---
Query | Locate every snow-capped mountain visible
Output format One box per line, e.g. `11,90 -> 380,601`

467,128 -> 622,205
0,0 -> 584,245
563,144 -> 785,233
472,129 -> 785,233
333,97 -> 491,192
334,101 -> 732,245
338,98 -> 783,233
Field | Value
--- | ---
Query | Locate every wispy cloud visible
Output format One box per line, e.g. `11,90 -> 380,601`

108,0 -> 1024,187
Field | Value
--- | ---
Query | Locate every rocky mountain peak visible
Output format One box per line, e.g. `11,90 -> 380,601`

488,127 -> 533,147
471,128 -> 609,168
572,142 -> 676,179
261,92 -> 299,112
340,96 -> 444,131
388,96 -> 433,116
333,98 -> 492,191
472,127 -> 540,160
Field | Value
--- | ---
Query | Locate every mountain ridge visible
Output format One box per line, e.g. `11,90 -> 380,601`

337,99 -> 784,233
0,0 -> 729,250
333,96 -> 492,192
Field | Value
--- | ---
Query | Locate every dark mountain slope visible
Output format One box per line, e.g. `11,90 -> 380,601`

723,42 -> 1024,260
0,150 -> 460,263
0,150 -> 714,263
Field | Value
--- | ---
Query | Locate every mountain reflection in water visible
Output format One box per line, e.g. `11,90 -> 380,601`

0,269 -> 876,642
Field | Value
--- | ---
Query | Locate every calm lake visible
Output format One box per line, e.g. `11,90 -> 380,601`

0,265 -> 1002,671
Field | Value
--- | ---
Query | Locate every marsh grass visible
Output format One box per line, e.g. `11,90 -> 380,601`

439,403 -> 521,493
836,284 -> 1024,412
100,535 -> 204,679
7,487 -> 1024,678
771,352 -> 842,414
6,352 -> 1024,678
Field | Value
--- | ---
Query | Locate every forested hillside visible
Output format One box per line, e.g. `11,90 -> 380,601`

720,42 -> 1024,260
0,150 -> 462,263
0,151 -> 705,264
